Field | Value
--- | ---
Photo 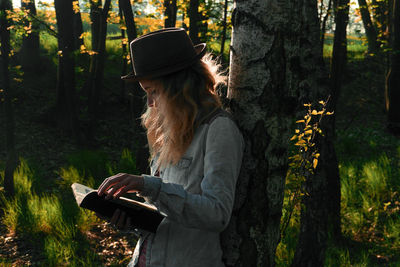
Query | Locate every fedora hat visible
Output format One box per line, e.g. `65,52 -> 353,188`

122,28 -> 206,81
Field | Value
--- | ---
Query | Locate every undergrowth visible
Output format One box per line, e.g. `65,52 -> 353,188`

0,149 -> 138,265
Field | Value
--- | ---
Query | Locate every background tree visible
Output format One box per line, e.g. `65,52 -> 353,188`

290,0 -> 348,265
219,0 -> 228,60
20,0 -> 40,71
385,0 -> 400,134
164,0 -> 177,27
358,0 -> 379,53
72,0 -> 84,49
54,0 -> 79,137
288,0 -> 339,264
326,0 -> 350,238
120,0 -> 137,43
86,0 -> 112,141
320,0 -> 333,54
0,0 -> 17,196
188,0 -> 200,44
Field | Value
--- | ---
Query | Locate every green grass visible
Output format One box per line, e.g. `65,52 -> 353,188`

0,149 -> 138,265
323,34 -> 368,60
277,118 -> 400,266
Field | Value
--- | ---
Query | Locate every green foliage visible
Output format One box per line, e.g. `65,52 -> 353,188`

278,119 -> 400,266
65,150 -> 109,182
107,148 -> 139,176
278,99 -> 333,266
0,149 -> 138,265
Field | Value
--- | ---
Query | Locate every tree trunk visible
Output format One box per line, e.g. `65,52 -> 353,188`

358,0 -> 379,53
320,0 -> 333,55
86,0 -> 111,141
118,0 -> 149,174
291,0 -> 343,265
20,0 -> 40,71
1,0 -> 17,197
54,0 -> 79,138
73,0 -> 84,49
164,0 -> 177,28
325,0 -> 348,241
371,0 -> 387,36
386,0 -> 400,135
90,0 -> 102,51
119,3 -> 128,104
219,0 -> 228,60
223,1 -> 315,265
189,0 -> 200,44
120,0 -> 137,43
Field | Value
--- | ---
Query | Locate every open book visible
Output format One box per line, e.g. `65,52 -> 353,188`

71,183 -> 164,233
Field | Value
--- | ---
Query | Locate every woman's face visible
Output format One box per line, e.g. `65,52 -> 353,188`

139,79 -> 162,108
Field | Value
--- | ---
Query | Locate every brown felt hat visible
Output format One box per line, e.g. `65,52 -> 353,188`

121,28 -> 206,81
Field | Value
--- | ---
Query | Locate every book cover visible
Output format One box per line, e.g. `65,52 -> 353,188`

71,183 -> 164,233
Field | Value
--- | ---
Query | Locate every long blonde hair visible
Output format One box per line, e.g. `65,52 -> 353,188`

141,54 -> 226,168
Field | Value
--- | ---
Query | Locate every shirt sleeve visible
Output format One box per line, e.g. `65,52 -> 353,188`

138,117 -> 244,232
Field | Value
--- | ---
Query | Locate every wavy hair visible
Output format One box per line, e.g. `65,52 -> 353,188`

141,53 -> 226,168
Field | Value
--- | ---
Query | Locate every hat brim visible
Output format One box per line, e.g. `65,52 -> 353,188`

121,43 -> 207,82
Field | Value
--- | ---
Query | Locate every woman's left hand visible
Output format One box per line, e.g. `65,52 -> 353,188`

97,173 -> 144,200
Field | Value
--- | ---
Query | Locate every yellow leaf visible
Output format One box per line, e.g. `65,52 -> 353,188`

290,135 -> 297,141
306,116 -> 311,124
295,140 -> 306,146
315,153 -> 320,158
303,103 -> 311,107
319,100 -> 325,105
313,158 -> 318,169
384,202 -> 391,211
326,111 -> 334,115
305,130 -> 312,135
311,110 -> 318,115
296,120 -> 305,124
295,129 -> 300,133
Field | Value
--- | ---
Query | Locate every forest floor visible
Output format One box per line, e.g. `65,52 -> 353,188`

0,54 -> 143,265
0,52 -> 399,265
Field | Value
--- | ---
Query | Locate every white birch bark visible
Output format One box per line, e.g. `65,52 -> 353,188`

222,0 -> 334,266
223,1 -> 300,266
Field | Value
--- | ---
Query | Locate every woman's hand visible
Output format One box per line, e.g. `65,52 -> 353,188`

111,209 -> 132,230
95,209 -> 132,231
97,173 -> 144,200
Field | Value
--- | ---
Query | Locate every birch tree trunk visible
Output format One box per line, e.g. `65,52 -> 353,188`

223,1 -> 305,266
224,0 -> 340,266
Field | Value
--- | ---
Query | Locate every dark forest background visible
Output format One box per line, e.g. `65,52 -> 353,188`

0,0 -> 399,266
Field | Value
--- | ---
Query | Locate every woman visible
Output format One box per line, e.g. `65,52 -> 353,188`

97,28 -> 244,267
